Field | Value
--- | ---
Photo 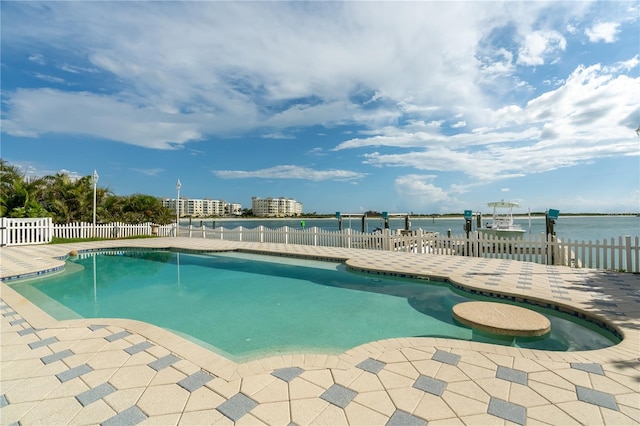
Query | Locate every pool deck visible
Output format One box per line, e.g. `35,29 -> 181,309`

1,238 -> 639,425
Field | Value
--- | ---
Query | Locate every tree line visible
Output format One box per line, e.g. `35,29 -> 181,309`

0,159 -> 175,224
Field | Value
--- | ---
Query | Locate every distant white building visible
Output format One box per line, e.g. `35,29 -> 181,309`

161,198 -> 241,217
226,203 -> 242,216
251,196 -> 303,217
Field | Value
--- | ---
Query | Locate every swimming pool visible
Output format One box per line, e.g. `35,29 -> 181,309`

10,249 -> 619,362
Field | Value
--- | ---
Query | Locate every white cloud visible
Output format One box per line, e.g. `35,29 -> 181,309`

59,64 -> 99,74
585,22 -> 620,43
33,73 -> 65,84
28,53 -> 45,65
2,88 -> 204,149
2,2 -> 638,190
131,168 -> 164,176
342,60 -> 639,182
394,174 -> 450,206
0,1 -> 509,143
517,31 -> 567,66
213,165 -> 367,182
261,132 -> 295,140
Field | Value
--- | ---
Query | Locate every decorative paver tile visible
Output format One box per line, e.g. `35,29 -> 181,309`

102,405 -> 147,426
105,330 -> 132,342
272,366 -> 304,383
487,397 -> 526,425
413,375 -> 447,396
320,384 -> 357,409
570,363 -> 604,376
29,336 -> 59,349
178,370 -> 215,392
386,409 -> 427,426
148,354 -> 181,371
0,394 -> 8,408
216,393 -> 258,421
89,324 -> 107,331
432,349 -> 460,366
56,363 -> 93,383
9,318 -> 26,326
76,382 -> 116,407
496,366 -> 528,385
41,349 -> 74,365
124,341 -> 154,355
576,386 -> 619,410
17,327 -> 38,336
357,358 -> 386,374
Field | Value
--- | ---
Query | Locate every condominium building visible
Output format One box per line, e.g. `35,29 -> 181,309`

161,198 -> 240,217
251,196 -> 303,217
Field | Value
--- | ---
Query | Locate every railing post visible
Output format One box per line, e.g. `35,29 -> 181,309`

0,217 -> 7,247
633,236 -> 639,274
260,225 -> 264,243
285,226 -> 289,245
202,224 -> 206,238
624,235 -> 632,272
384,228 -> 391,251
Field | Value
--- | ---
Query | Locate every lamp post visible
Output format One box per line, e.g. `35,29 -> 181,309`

176,179 -> 182,237
92,169 -> 99,238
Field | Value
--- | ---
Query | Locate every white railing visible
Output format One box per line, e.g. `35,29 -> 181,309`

53,221 -> 174,239
0,217 -> 53,246
183,224 -> 638,272
1,218 -> 638,272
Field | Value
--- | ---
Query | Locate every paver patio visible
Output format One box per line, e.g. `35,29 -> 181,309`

1,238 -> 638,425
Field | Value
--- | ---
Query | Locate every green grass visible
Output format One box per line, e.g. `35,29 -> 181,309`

50,235 -> 156,244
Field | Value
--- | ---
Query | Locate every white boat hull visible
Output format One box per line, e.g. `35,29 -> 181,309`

478,228 -> 526,239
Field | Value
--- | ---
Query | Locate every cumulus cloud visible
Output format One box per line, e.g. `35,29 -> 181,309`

344,60 -> 639,181
213,165 -> 367,182
1,1 -> 638,210
517,31 -> 567,66
394,174 -> 450,205
0,1 -> 543,145
585,22 -> 620,43
2,88 -> 204,149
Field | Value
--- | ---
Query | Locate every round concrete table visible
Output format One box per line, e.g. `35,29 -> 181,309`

452,301 -> 551,337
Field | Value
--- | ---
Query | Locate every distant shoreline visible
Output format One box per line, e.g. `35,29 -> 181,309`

204,213 -> 638,221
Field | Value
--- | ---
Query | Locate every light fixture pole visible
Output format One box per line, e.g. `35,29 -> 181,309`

92,170 -> 99,238
176,179 -> 182,237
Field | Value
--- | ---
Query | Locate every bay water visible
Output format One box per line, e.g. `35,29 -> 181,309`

183,215 -> 639,243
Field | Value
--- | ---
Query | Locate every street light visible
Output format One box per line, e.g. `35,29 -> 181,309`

92,169 -> 99,238
176,179 -> 182,237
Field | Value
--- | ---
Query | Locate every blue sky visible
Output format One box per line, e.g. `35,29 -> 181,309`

2,1 -> 639,214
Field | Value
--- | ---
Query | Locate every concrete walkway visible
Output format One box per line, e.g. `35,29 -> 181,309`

1,238 -> 639,425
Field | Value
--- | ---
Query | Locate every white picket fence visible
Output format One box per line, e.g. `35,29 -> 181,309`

53,221 -> 174,239
181,224 -> 639,273
0,217 -> 54,246
0,219 -> 174,246
1,218 -> 638,272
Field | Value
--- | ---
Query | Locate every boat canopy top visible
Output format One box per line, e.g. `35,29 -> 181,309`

487,201 -> 520,209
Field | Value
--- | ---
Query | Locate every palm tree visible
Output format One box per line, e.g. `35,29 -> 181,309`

42,173 -> 112,223
0,160 -> 50,218
42,173 -> 77,223
121,194 -> 174,224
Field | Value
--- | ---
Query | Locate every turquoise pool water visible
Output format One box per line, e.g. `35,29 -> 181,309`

10,250 -> 618,362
